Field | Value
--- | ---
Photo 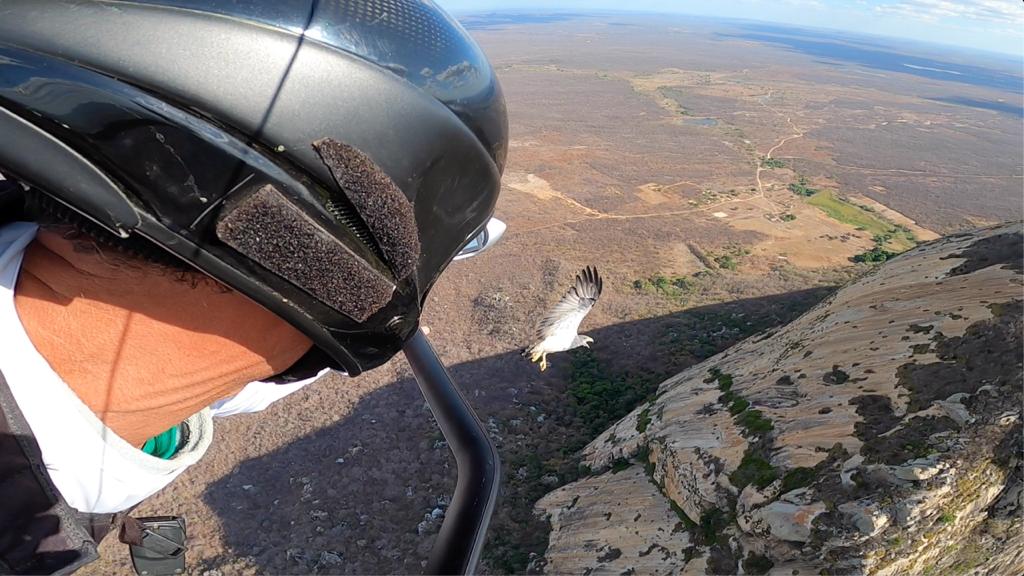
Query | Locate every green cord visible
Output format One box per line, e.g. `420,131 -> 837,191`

141,425 -> 180,460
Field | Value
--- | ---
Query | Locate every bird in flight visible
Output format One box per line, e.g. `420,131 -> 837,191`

524,266 -> 603,371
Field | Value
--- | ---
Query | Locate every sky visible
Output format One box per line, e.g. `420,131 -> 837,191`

436,0 -> 1024,57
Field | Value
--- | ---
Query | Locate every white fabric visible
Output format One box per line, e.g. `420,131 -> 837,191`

0,222 -> 325,513
210,368 -> 329,416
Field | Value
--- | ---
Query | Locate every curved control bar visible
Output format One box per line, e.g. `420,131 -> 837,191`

402,330 -> 501,575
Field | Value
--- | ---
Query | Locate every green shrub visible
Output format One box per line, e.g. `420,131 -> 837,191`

699,508 -> 733,545
852,247 -> 898,263
632,273 -> 694,300
714,254 -> 738,270
823,365 -> 850,385
636,407 -> 652,433
728,397 -> 750,415
709,245 -> 749,271
780,467 -> 817,493
787,176 -> 818,197
569,349 -> 659,437
730,451 -> 778,490
736,410 -> 774,435
743,553 -> 775,575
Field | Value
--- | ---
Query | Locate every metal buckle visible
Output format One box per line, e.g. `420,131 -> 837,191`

122,516 -> 187,576
139,526 -> 187,558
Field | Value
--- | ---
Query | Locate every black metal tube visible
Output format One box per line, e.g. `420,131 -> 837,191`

403,330 -> 500,575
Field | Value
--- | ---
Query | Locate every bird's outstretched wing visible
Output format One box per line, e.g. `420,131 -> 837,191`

529,266 -> 603,347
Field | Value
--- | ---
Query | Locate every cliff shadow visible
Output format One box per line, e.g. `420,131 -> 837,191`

200,287 -> 837,575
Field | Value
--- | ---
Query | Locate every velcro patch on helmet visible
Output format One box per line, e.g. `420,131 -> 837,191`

312,138 -> 420,280
216,184 -> 395,322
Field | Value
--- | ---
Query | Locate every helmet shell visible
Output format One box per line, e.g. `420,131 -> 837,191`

0,0 -> 508,374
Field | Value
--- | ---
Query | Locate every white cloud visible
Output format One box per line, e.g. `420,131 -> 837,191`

874,0 -> 1024,25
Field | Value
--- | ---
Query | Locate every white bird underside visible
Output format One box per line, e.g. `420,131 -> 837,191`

524,266 -> 603,371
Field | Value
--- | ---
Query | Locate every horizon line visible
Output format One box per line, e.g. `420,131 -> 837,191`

449,8 -> 1024,61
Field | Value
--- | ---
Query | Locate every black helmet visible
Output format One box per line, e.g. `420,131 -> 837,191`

0,0 -> 508,375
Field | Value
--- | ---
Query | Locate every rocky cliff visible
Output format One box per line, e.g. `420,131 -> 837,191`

535,223 -> 1023,575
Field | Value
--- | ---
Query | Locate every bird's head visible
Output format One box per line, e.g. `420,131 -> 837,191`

580,335 -> 594,348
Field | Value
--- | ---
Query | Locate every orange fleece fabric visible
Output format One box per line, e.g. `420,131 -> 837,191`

14,229 -> 313,448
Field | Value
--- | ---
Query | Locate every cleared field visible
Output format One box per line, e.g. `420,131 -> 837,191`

806,190 -> 918,251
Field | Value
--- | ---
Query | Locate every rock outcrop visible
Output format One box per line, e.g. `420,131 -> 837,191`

535,223 -> 1023,575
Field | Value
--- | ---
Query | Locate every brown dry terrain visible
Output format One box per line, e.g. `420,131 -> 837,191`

80,13 -> 1022,576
